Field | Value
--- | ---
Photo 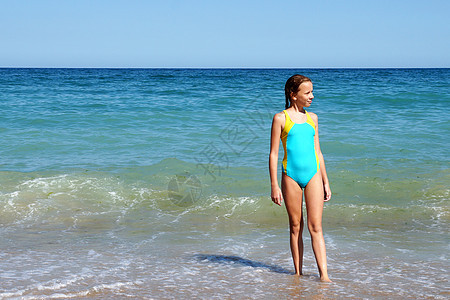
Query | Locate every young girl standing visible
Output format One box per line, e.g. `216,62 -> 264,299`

269,74 -> 332,282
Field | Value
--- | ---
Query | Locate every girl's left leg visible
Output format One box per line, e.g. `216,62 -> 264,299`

304,172 -> 331,282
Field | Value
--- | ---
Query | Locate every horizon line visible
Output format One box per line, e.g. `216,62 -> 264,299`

1,66 -> 449,70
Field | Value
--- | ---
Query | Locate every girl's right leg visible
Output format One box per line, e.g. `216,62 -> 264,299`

281,173 -> 304,275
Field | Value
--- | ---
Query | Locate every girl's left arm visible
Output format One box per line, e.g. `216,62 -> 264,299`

311,113 -> 331,201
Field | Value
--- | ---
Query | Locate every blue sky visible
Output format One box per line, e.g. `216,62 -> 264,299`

1,0 -> 449,68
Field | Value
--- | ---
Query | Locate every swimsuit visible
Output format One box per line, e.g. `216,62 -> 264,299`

281,110 -> 320,188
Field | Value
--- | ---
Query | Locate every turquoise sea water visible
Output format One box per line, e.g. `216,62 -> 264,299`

0,68 -> 449,298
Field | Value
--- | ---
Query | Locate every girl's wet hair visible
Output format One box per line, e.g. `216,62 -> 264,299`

284,75 -> 312,109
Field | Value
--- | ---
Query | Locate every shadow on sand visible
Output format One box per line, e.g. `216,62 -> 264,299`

193,254 -> 292,274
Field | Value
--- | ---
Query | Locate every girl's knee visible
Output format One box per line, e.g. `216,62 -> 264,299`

307,222 -> 322,235
290,220 -> 303,235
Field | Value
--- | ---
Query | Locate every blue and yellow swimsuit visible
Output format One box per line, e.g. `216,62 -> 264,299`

281,110 -> 320,188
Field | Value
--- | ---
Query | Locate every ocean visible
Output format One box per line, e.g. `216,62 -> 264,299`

0,68 -> 448,299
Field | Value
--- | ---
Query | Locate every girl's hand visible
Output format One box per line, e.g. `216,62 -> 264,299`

271,186 -> 283,206
323,183 -> 332,202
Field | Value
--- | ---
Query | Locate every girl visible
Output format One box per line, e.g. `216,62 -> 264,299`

269,74 -> 332,282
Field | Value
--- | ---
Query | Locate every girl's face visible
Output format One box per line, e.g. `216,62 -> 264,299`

291,81 -> 314,107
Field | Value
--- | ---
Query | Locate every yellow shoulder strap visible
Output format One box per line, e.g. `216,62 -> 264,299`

281,110 -> 294,139
305,111 -> 316,130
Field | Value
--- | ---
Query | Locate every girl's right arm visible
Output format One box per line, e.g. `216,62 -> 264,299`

269,113 -> 283,206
